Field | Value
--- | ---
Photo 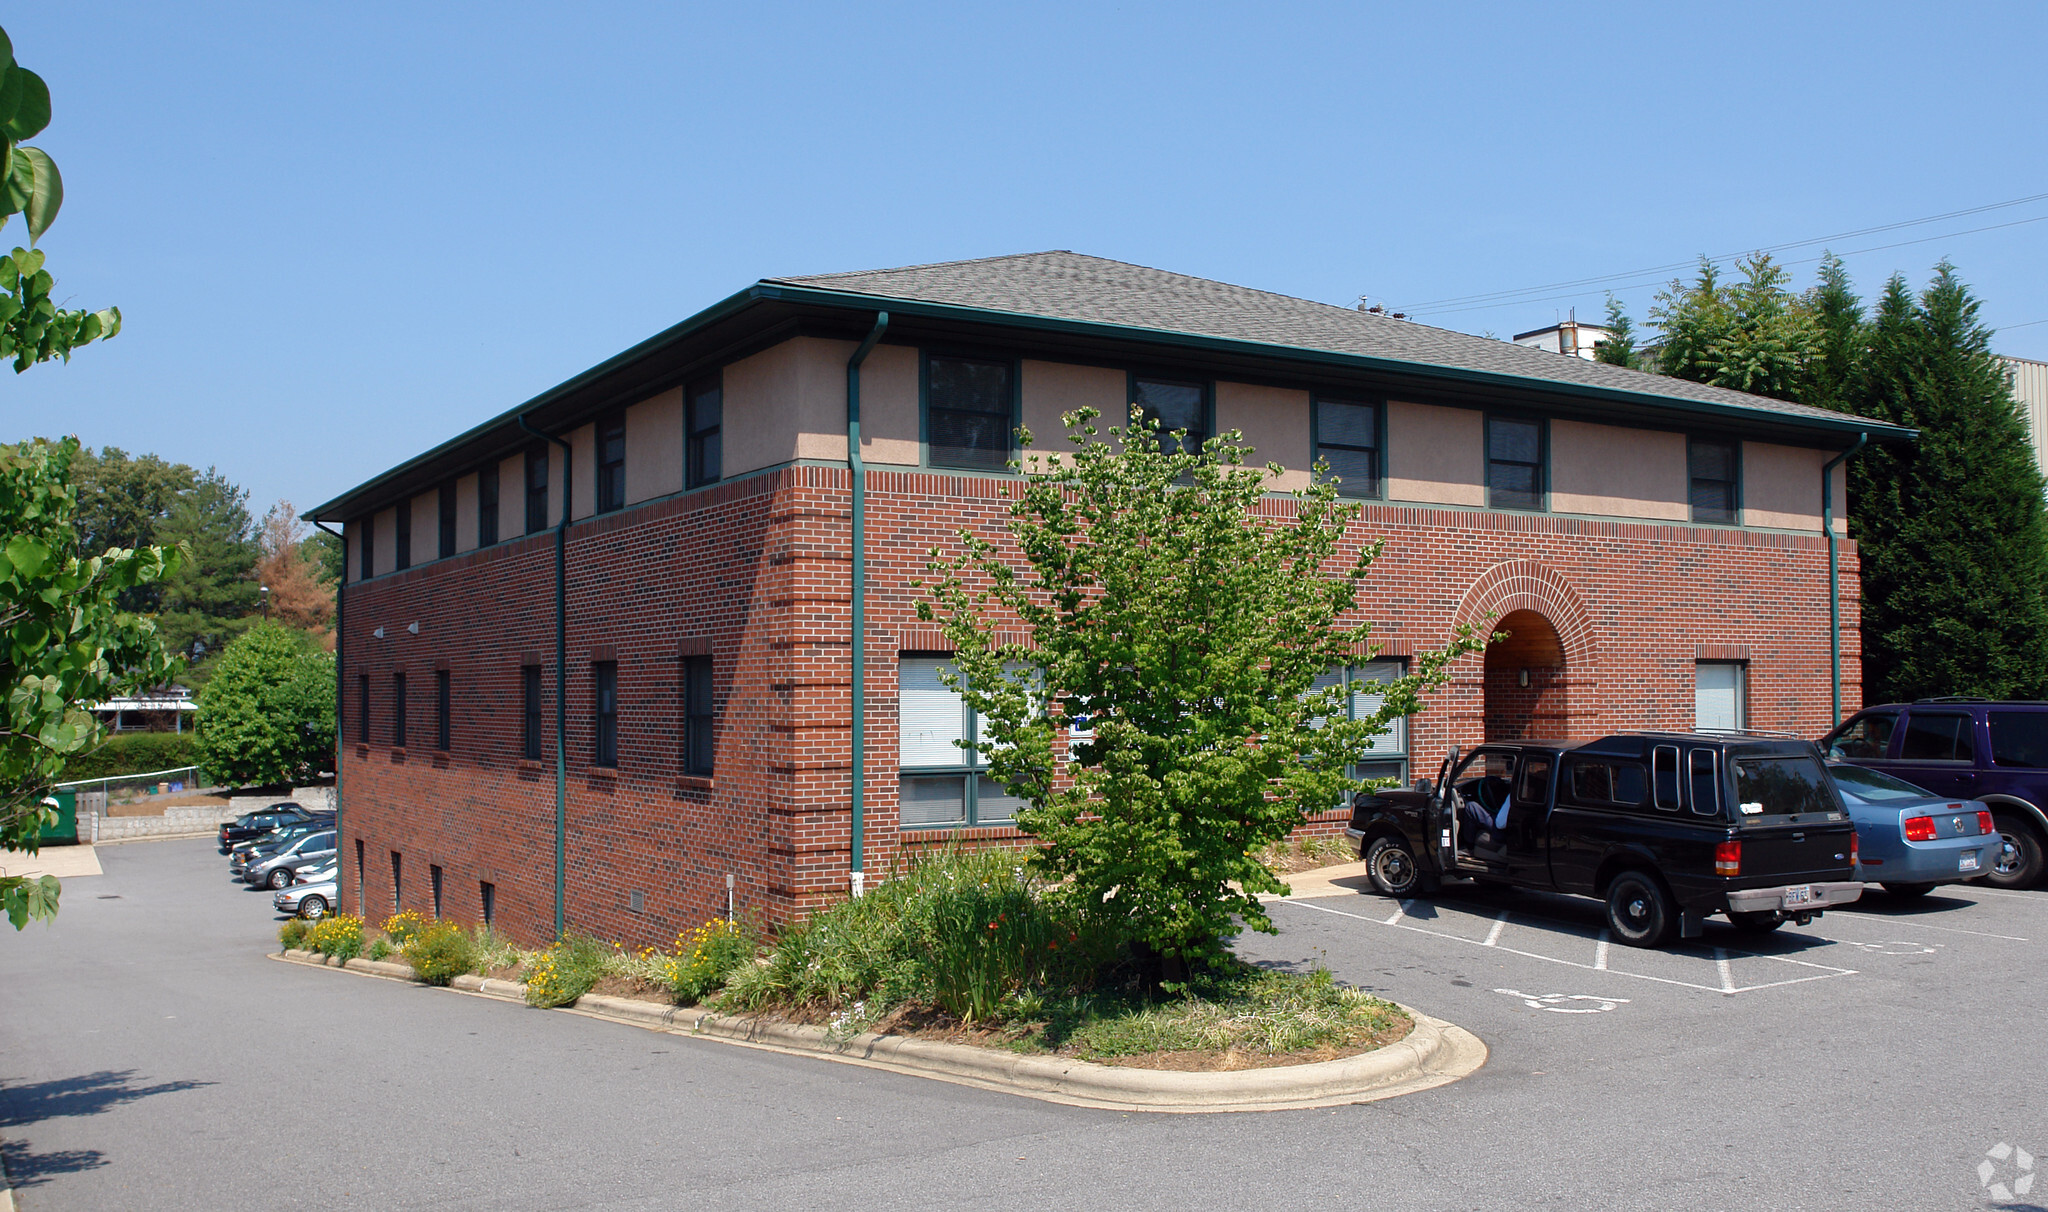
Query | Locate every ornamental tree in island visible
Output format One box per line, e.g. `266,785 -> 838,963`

918,407 -> 1484,973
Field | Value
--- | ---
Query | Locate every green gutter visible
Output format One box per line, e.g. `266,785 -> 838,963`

755,284 -> 1916,444
314,520 -> 347,909
518,415 -> 573,940
1822,433 -> 1868,726
845,312 -> 889,896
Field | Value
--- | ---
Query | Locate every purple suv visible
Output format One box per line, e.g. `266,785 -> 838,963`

1821,699 -> 2048,890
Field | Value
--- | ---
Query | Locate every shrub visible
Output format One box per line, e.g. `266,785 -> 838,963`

524,932 -> 609,1008
305,913 -> 363,960
367,938 -> 393,961
278,918 -> 310,951
404,920 -> 477,986
382,910 -> 430,946
722,849 -> 1108,1026
663,917 -> 758,1006
60,732 -> 199,782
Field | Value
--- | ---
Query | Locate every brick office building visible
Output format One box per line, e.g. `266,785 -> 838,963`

311,252 -> 1911,948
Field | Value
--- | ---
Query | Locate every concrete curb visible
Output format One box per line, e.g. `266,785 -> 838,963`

272,949 -> 1486,1113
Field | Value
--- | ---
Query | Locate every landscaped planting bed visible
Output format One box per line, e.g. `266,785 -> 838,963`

279,850 -> 1409,1071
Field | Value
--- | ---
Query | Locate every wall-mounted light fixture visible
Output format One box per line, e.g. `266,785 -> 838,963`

372,626 -> 385,639
1519,668 -> 1530,688
407,622 -> 420,634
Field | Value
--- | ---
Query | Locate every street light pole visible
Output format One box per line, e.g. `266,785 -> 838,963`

260,585 -> 270,621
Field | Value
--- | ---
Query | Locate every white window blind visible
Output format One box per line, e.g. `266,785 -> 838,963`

1695,662 -> 1745,731
900,657 -> 970,767
1352,660 -> 1405,755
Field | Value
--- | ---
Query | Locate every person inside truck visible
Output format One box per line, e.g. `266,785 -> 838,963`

1458,753 -> 1517,858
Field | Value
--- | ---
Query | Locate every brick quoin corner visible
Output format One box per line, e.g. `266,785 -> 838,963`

336,465 -> 1860,951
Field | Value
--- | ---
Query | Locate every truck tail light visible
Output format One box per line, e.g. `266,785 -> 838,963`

1977,810 -> 1996,836
1851,831 -> 1859,863
1715,840 -> 1741,876
1903,816 -> 1938,842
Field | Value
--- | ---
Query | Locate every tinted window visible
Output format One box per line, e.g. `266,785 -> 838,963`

1826,711 -> 1898,759
1316,399 -> 1379,498
1567,758 -> 1647,807
1134,377 -> 1207,456
1652,746 -> 1680,810
1688,749 -> 1720,817
1487,417 -> 1543,511
928,357 -> 1013,471
1732,756 -> 1839,821
1900,713 -> 1975,762
1688,439 -> 1738,524
1989,711 -> 2048,769
1517,757 -> 1552,804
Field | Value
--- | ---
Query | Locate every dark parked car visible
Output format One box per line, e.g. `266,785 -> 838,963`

228,815 -> 334,874
1346,732 -> 1862,947
217,803 -> 310,854
244,830 -> 337,889
1821,699 -> 2048,889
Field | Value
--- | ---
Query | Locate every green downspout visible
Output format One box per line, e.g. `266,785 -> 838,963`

1822,432 -> 1868,727
846,312 -> 889,895
314,520 -> 347,908
518,415 -> 573,939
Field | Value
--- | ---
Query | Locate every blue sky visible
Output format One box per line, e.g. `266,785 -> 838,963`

7,2 -> 2047,518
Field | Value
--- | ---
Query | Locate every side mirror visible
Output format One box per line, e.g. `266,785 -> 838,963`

1414,778 -> 1433,797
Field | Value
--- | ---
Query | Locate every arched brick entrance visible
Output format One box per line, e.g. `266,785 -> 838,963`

1445,560 -> 1599,744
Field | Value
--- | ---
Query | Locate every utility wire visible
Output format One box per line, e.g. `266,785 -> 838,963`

1402,190 -> 2048,314
1414,212 -> 2048,320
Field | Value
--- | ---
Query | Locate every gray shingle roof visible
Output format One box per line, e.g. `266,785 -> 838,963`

773,251 -> 1890,431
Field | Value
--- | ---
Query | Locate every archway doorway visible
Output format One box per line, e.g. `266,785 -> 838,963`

1484,609 -> 1569,741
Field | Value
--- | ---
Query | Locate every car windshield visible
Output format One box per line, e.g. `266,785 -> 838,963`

1827,763 -> 1933,802
1732,755 -> 1840,821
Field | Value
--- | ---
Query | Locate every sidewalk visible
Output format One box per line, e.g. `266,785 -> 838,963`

0,844 -> 104,879
1265,859 -> 1373,900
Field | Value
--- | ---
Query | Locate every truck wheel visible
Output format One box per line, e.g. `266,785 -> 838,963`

1605,871 -> 1676,948
1984,815 -> 2045,890
1364,836 -> 1425,898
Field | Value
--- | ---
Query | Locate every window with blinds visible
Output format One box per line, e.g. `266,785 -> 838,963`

1311,659 -> 1409,785
897,655 -> 1022,829
1694,662 -> 1745,731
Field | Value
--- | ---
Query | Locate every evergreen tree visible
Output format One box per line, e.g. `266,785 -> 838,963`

154,468 -> 260,677
1847,266 -> 2048,702
1594,294 -> 1639,369
1802,253 -> 1865,414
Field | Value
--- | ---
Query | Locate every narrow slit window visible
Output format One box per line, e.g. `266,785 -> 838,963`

477,464 -> 499,547
683,655 -> 714,777
392,672 -> 407,748
359,519 -> 374,579
687,374 -> 722,489
522,665 -> 543,761
357,673 -> 370,745
435,669 -> 451,752
592,661 -> 618,767
394,502 -> 412,570
525,445 -> 549,535
596,412 -> 626,513
438,482 -> 457,558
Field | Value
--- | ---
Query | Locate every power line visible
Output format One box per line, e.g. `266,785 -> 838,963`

1401,190 -> 2048,314
1413,211 -> 2048,320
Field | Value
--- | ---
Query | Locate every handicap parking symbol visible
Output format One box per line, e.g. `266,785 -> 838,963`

1494,988 -> 1630,1014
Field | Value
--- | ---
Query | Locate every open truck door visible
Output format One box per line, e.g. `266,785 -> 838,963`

1426,747 -> 1460,876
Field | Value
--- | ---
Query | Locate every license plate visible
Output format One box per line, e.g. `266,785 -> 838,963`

1960,851 -> 1980,872
1782,885 -> 1812,907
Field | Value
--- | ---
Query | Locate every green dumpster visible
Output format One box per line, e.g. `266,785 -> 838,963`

40,789 -> 78,845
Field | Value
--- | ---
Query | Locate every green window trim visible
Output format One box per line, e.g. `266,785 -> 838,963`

1312,393 -> 1386,499
1128,371 -> 1214,456
687,372 -> 723,489
920,350 -> 1021,472
1485,414 -> 1547,513
897,654 -> 1022,829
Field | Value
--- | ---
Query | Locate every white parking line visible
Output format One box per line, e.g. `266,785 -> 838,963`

1593,931 -> 1610,971
1384,900 -> 1412,926
1841,916 -> 2028,942
1715,948 -> 1736,994
1275,898 -> 1858,996
1482,912 -> 1509,947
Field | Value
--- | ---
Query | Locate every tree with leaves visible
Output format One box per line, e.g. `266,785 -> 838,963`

1594,294 -> 1640,370
194,623 -> 335,788
1646,254 -> 1819,400
1842,266 -> 2048,702
0,25 -> 119,372
254,501 -> 336,647
2,439 -> 182,927
918,408 -> 1482,973
154,470 -> 261,678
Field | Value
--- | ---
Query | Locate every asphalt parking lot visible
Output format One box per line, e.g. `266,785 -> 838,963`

4,838 -> 2045,1211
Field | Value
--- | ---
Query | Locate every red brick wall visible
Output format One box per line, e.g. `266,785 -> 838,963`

337,465 -> 1860,949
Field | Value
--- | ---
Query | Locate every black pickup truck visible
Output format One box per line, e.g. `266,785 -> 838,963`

1345,732 -> 1864,948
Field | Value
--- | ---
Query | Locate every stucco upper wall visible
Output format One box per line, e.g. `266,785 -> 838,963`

627,388 -> 684,505
859,343 -> 919,467
499,453 -> 526,540
372,507 -> 395,577
408,491 -> 437,562
1745,441 -> 1843,533
1217,381 -> 1310,491
1387,400 -> 1485,506
1020,360 -> 1123,468
454,473 -> 479,554
1549,420 -> 1688,521
566,422 -> 595,521
724,336 -> 854,475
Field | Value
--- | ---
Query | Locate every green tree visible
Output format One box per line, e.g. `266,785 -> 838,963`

1802,253 -> 1866,415
1594,293 -> 1640,369
1,438 -> 181,927
918,408 -> 1482,972
1648,253 -> 1819,400
0,26 -> 120,372
154,469 -> 261,677
1843,266 -> 2048,701
67,445 -> 199,612
194,623 -> 335,788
